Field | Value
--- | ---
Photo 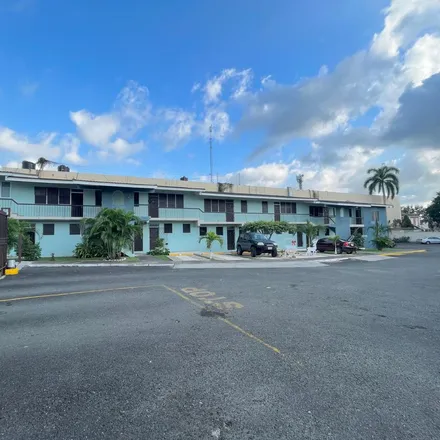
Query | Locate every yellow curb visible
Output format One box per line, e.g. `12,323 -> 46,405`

5,268 -> 19,276
380,250 -> 427,257
169,252 -> 224,256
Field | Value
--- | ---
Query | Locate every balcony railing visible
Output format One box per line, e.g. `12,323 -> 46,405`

350,217 -> 364,225
0,198 -> 101,219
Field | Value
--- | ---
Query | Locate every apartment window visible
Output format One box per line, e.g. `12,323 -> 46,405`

69,224 -> 81,235
93,190 -> 102,207
204,199 -> 226,213
183,223 -> 191,233
164,223 -> 173,233
159,193 -> 184,209
216,226 -> 223,236
309,206 -> 324,217
43,223 -> 54,235
325,228 -> 330,236
262,201 -> 268,213
280,202 -> 296,214
372,210 -> 379,222
134,192 -> 139,206
241,200 -> 248,213
1,182 -> 11,198
35,187 -> 47,204
199,226 -> 207,236
47,188 -> 59,205
59,188 -> 71,205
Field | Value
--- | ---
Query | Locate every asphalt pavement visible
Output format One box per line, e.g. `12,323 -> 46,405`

1,244 -> 439,439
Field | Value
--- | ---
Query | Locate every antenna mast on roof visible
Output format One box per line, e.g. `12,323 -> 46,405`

296,174 -> 304,190
209,125 -> 213,183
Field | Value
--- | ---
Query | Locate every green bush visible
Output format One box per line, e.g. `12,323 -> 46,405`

21,237 -> 41,261
352,232 -> 365,248
73,242 -> 105,259
393,236 -> 410,243
148,238 -> 170,256
372,236 -> 390,250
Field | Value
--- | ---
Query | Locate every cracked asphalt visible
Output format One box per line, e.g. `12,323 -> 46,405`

1,245 -> 439,439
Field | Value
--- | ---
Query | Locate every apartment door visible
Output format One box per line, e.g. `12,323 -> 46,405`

71,191 -> 83,217
226,200 -> 234,222
134,231 -> 143,252
149,226 -> 159,250
274,203 -> 280,221
148,194 -> 159,218
355,208 -> 362,224
323,207 -> 330,224
227,227 -> 235,251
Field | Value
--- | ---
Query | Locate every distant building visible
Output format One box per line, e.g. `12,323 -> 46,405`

1,166 -> 392,256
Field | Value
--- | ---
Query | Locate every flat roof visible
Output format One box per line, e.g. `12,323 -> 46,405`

0,167 -> 390,206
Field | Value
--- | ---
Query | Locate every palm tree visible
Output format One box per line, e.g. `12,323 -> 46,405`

199,231 -> 223,259
364,166 -> 400,205
35,157 -> 56,176
298,221 -> 325,247
328,234 -> 341,255
82,208 -> 142,259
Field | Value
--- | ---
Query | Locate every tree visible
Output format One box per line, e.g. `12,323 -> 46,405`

364,166 -> 400,205
199,231 -> 223,259
77,208 -> 142,259
35,157 -> 56,176
368,221 -> 391,250
401,214 -> 413,229
242,221 -> 293,239
297,221 -> 325,247
7,218 -> 35,262
425,192 -> 440,230
328,234 -> 340,255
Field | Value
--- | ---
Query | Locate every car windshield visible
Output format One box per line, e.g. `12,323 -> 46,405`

250,233 -> 268,240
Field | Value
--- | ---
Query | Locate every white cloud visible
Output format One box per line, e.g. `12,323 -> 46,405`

157,109 -> 196,151
61,134 -> 86,165
20,81 -> 39,97
70,81 -> 148,160
70,110 -> 119,146
202,68 -> 252,104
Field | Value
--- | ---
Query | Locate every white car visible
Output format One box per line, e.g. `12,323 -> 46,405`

421,236 -> 440,244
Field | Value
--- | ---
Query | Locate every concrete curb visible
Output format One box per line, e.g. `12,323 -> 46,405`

379,250 -> 427,257
25,262 -> 175,268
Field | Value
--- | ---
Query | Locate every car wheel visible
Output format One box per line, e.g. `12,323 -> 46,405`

426,241 -> 431,245
347,250 -> 353,254
251,246 -> 257,257
237,245 -> 243,255
337,247 -> 343,254
271,248 -> 278,258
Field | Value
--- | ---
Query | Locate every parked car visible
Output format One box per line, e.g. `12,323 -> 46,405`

237,233 -> 278,257
316,238 -> 356,254
421,236 -> 440,244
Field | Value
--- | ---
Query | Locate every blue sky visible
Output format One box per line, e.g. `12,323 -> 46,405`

1,0 -> 440,204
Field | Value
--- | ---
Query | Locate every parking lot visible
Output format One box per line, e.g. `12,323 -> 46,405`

1,246 -> 440,439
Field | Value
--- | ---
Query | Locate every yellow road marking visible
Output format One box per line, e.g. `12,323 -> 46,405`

380,250 -> 427,257
0,285 -> 159,303
219,318 -> 281,354
162,285 -> 281,355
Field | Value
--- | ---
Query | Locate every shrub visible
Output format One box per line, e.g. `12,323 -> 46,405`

393,236 -> 410,243
352,232 -> 365,248
148,238 -> 170,256
73,242 -> 105,259
372,236 -> 390,250
401,215 -> 413,228
21,237 -> 41,261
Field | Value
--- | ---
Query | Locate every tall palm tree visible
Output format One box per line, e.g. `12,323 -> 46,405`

199,231 -> 223,259
35,157 -> 56,176
364,166 -> 400,205
297,220 -> 325,247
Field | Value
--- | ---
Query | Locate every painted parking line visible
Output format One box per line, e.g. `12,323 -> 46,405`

0,285 -> 160,303
379,250 -> 427,257
162,285 -> 281,355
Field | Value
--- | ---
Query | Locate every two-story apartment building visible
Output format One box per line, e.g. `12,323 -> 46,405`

0,166 -> 394,257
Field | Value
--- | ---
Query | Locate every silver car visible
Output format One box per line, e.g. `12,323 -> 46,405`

421,236 -> 440,244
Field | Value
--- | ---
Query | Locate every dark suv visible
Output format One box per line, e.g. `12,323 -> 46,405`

316,238 -> 355,254
237,233 -> 278,257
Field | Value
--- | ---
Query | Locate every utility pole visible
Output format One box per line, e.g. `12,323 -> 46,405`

209,125 -> 213,183
296,174 -> 304,190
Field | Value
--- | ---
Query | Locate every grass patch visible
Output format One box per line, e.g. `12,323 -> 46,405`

151,254 -> 171,261
37,256 -> 140,263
